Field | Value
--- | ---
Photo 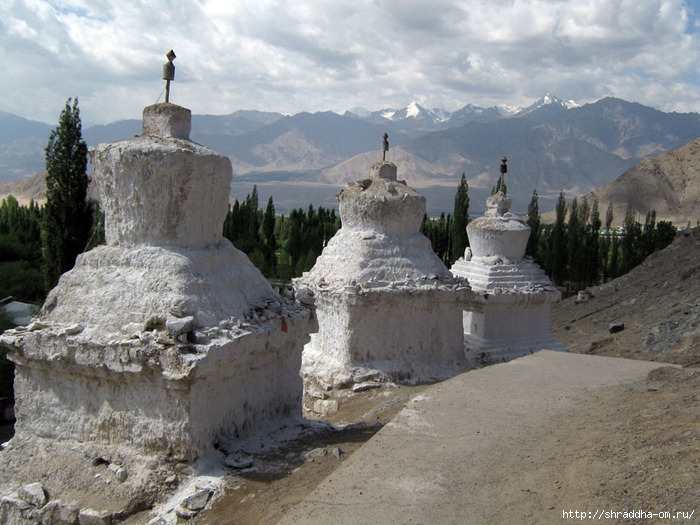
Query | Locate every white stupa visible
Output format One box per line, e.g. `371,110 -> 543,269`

294,159 -> 472,402
451,187 -> 565,364
1,102 -> 315,462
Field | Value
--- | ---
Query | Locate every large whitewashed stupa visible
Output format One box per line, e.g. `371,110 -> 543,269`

0,53 -> 317,522
1,101 -> 315,464
295,140 -> 472,401
451,159 -> 565,363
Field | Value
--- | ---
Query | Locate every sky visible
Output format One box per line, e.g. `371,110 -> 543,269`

1,0 -> 700,126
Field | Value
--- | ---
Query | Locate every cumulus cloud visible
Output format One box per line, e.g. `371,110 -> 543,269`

1,0 -> 698,124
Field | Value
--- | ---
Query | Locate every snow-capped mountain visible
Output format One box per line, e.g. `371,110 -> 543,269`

516,93 -> 580,117
495,103 -> 523,116
359,94 -> 579,131
368,102 -> 450,124
449,103 -> 508,126
12,93 -> 688,217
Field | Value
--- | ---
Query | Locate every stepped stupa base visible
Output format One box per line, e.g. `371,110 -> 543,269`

2,299 -> 314,463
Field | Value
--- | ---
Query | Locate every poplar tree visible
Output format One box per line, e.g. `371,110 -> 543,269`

450,173 -> 470,263
621,206 -> 642,274
525,189 -> 540,258
587,198 -> 601,285
548,190 -> 568,285
42,98 -> 91,289
262,196 -> 277,276
567,198 -> 582,289
602,201 -> 615,280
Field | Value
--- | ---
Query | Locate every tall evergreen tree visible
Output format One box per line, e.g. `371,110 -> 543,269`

286,208 -> 304,274
262,196 -> 277,276
450,173 -> 469,263
42,98 -> 91,288
567,198 -> 583,290
621,206 -> 641,274
548,190 -> 568,285
0,196 -> 45,300
574,198 -> 590,288
609,233 -> 620,278
642,210 -> 657,258
602,201 -> 615,280
605,201 -> 614,232
525,189 -> 540,258
587,198 -> 602,285
420,213 -> 451,264
655,219 -> 676,252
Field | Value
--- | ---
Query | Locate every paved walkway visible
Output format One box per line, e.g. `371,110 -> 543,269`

278,350 -> 668,524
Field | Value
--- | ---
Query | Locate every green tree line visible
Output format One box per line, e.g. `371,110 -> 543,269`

0,196 -> 45,301
223,187 -> 341,281
534,190 -> 676,291
2,178 -> 680,303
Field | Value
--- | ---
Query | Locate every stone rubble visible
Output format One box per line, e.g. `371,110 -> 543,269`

313,399 -> 339,416
609,322 -> 626,333
17,482 -> 47,508
223,453 -> 255,470
77,508 -> 112,525
181,488 -> 212,512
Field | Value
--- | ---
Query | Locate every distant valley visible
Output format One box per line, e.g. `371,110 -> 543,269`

1,95 -> 699,217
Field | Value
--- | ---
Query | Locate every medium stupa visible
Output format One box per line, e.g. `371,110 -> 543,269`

295,143 -> 472,405
451,160 -> 565,363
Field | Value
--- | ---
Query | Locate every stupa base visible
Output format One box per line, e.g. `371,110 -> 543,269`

464,333 -> 567,366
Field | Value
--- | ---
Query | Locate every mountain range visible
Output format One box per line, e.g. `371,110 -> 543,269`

1,94 -> 699,216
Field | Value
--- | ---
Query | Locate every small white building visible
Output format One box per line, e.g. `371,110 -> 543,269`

451,192 -> 565,364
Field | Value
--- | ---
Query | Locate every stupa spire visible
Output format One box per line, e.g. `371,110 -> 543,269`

162,49 -> 176,103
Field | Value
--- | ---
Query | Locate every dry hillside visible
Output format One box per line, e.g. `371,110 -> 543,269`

0,171 -> 47,205
551,226 -> 700,366
544,137 -> 700,227
0,170 -> 103,205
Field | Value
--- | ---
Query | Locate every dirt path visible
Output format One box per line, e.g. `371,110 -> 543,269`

123,386 -> 431,525
480,366 -> 699,524
174,358 -> 697,525
275,352 -> 697,525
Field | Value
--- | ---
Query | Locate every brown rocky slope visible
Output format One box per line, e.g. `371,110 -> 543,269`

551,226 -> 700,366
592,138 -> 700,227
543,137 -> 700,227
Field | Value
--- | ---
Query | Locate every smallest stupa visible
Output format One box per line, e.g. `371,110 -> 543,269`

451,159 -> 565,364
